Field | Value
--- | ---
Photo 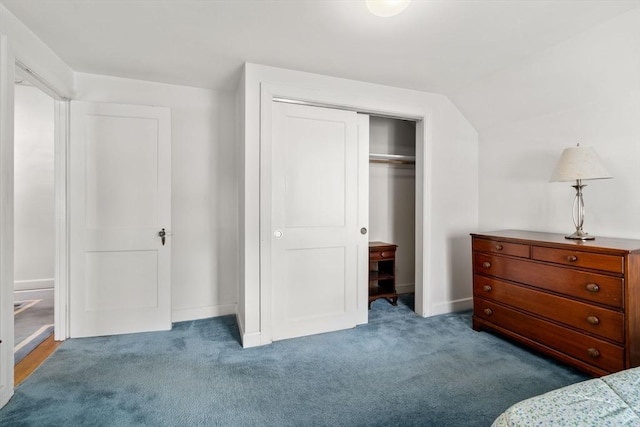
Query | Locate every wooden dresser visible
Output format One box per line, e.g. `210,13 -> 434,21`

471,230 -> 640,376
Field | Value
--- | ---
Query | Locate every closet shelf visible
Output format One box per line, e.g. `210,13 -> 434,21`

369,153 -> 415,165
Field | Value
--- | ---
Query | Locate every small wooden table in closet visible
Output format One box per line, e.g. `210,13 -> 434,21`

369,242 -> 398,309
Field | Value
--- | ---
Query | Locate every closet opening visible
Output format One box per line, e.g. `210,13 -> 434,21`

368,116 -> 416,319
261,89 -> 428,345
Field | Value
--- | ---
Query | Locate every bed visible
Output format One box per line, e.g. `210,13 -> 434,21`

492,367 -> 640,426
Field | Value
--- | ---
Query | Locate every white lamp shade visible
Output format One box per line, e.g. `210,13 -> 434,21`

366,0 -> 411,17
549,145 -> 612,182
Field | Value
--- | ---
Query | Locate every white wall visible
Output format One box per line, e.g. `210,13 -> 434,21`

450,7 -> 640,239
369,117 -> 415,293
239,63 -> 478,347
74,73 -> 239,322
14,84 -> 54,290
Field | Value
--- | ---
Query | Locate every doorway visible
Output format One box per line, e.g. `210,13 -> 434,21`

368,116 -> 416,318
0,48 -> 70,405
13,76 -> 55,365
10,61 -> 69,387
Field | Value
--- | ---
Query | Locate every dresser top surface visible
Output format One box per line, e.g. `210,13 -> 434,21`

369,241 -> 397,250
471,229 -> 640,254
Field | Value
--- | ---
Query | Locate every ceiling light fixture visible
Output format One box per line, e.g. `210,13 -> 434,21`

366,0 -> 411,17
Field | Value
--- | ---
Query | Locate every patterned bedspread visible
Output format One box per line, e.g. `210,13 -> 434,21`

492,367 -> 640,426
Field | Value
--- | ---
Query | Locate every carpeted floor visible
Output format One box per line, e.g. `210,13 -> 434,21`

0,295 -> 589,426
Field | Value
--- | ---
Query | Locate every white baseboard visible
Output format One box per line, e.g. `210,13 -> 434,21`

14,278 -> 54,291
234,311 -> 263,348
241,330 -> 263,348
429,297 -> 473,316
172,304 -> 265,348
396,283 -> 415,295
171,303 -> 237,323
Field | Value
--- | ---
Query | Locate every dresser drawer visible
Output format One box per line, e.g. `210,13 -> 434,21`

474,253 -> 624,308
473,238 -> 530,258
532,246 -> 624,274
370,250 -> 395,261
474,275 -> 624,342
474,299 -> 625,373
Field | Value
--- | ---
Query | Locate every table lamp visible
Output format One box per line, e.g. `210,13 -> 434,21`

549,144 -> 612,240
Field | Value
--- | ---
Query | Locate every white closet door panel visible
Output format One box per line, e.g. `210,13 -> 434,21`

284,247 -> 347,320
284,116 -> 346,228
271,102 -> 368,341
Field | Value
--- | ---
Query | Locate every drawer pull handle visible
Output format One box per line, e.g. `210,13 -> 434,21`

587,348 -> 600,359
482,285 -> 492,292
586,316 -> 600,325
483,308 -> 493,316
495,244 -> 503,251
567,255 -> 578,262
482,262 -> 491,269
586,283 -> 600,293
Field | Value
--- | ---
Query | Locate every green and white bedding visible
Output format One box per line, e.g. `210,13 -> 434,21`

492,367 -> 640,426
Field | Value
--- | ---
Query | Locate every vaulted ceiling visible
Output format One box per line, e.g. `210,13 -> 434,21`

2,0 -> 636,98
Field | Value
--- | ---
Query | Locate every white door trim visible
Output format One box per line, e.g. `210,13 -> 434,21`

53,99 -> 69,340
259,87 -> 274,345
259,83 -> 429,345
0,33 -> 16,408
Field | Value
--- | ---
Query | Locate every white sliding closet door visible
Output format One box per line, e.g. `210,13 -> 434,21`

270,102 -> 369,341
69,101 -> 171,338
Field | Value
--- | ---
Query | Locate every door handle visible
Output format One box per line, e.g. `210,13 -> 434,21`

159,228 -> 166,246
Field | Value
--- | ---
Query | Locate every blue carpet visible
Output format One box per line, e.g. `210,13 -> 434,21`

0,295 -> 589,426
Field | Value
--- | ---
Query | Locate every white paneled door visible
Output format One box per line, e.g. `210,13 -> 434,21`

270,102 -> 369,341
69,101 -> 171,338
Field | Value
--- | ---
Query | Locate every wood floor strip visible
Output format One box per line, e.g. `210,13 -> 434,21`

14,334 -> 61,387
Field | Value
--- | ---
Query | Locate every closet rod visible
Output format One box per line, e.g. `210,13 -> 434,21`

272,97 -> 422,123
369,153 -> 416,165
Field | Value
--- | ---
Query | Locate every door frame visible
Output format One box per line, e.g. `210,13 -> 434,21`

0,33 -> 16,408
259,83 -> 428,345
1,36 -> 70,409
0,52 -> 70,407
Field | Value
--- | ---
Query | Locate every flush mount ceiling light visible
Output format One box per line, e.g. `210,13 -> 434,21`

366,0 -> 411,17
